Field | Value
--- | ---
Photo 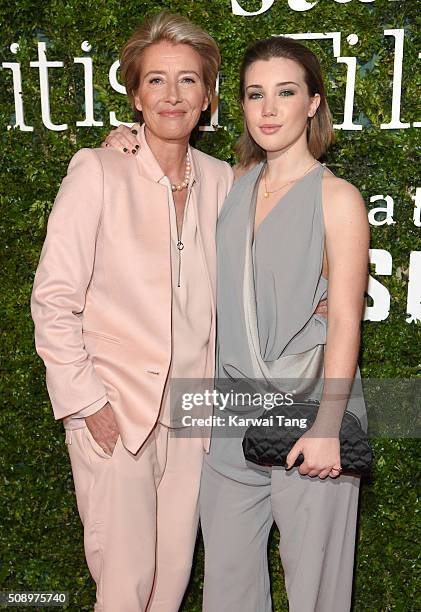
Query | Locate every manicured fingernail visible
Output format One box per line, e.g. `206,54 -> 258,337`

123,147 -> 128,153
132,149 -> 136,154
135,144 -> 140,149
131,129 -> 138,135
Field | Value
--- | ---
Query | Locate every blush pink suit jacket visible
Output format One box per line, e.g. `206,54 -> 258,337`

31,126 -> 234,454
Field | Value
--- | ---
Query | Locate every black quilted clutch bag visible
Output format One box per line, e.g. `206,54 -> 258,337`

242,401 -> 373,473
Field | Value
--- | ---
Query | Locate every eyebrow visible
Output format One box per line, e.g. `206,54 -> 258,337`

246,81 -> 300,89
143,70 -> 202,79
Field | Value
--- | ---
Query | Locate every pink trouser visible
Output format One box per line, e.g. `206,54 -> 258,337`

65,424 -> 204,612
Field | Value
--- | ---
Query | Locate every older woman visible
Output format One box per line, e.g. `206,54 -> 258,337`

31,12 -> 232,612
200,36 -> 369,612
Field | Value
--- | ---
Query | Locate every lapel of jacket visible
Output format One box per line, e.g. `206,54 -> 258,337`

132,124 -> 171,258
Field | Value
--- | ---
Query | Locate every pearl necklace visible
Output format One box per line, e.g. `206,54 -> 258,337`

171,152 -> 191,192
263,160 -> 319,198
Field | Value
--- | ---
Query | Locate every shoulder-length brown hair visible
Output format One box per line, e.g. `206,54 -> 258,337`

236,36 -> 334,168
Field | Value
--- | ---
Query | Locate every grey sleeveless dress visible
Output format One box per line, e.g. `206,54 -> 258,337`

200,162 -> 363,612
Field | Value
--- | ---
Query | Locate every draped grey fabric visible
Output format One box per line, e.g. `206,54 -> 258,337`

215,162 -> 367,428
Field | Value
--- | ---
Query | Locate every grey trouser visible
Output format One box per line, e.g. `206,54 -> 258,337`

200,434 -> 361,612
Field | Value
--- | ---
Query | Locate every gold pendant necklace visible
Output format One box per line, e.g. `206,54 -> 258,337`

263,160 -> 319,198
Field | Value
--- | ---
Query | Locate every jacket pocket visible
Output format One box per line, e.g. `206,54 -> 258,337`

84,427 -> 117,460
82,329 -> 122,344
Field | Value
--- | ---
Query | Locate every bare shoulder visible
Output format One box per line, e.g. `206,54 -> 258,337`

321,171 -> 366,219
322,171 -> 363,203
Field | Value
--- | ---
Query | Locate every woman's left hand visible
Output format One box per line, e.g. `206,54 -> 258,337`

285,431 -> 342,479
101,124 -> 140,155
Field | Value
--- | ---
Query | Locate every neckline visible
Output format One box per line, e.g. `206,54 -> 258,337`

134,123 -> 200,184
253,162 -> 323,243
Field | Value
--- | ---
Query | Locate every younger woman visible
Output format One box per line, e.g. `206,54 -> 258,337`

200,36 -> 369,612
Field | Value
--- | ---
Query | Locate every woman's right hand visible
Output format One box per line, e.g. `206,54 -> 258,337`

101,124 -> 140,155
85,402 -> 120,456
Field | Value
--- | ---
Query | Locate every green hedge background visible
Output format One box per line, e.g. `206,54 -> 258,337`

1,0 -> 419,610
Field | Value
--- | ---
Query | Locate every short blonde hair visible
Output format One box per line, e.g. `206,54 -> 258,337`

236,36 -> 334,167
120,12 -> 221,119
